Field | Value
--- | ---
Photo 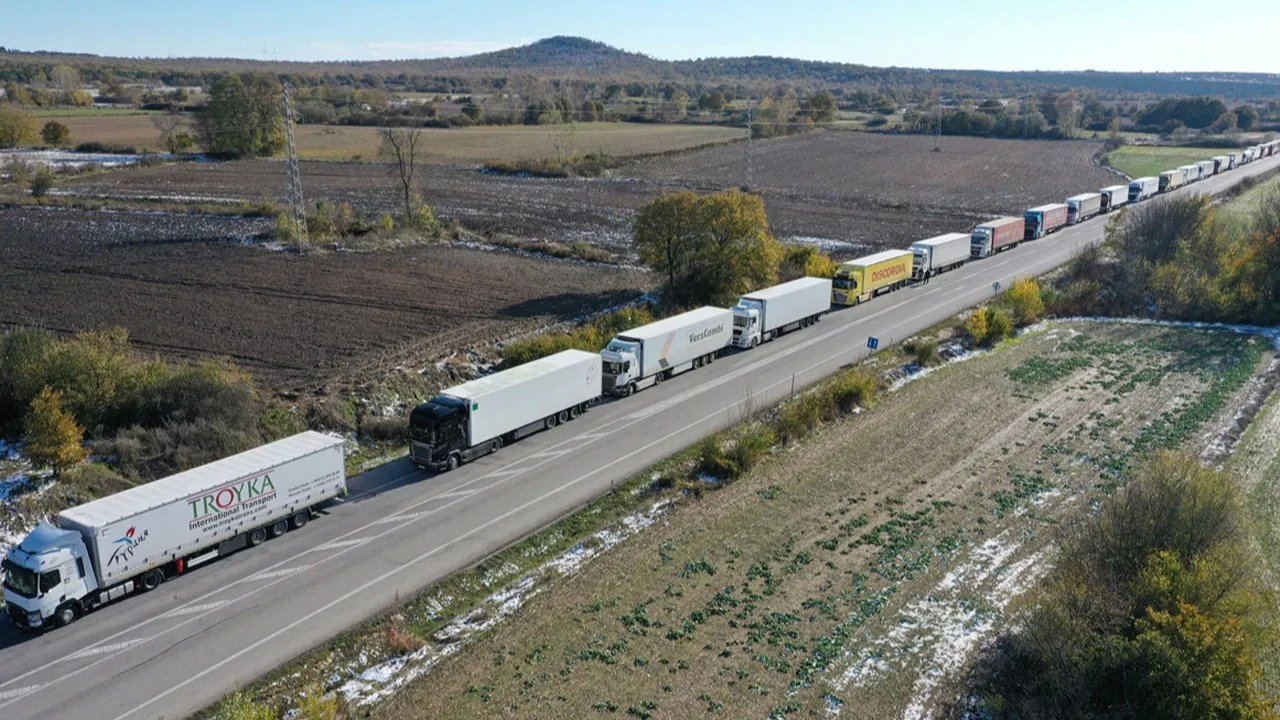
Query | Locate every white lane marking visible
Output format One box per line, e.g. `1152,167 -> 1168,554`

160,602 -> 226,618
246,566 -> 310,582
0,686 -> 41,701
432,489 -> 481,499
9,156 -> 1276,707
527,448 -> 570,459
315,537 -> 373,549
372,512 -> 427,525
68,638 -> 151,660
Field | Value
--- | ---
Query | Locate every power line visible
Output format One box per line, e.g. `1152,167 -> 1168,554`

282,83 -> 307,251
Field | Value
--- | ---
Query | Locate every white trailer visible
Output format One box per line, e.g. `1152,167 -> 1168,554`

1128,177 -> 1159,202
1212,155 -> 1232,174
1066,192 -> 1103,224
732,277 -> 830,349
410,350 -> 600,470
3,432 -> 345,630
1099,185 -> 1129,213
601,306 -> 732,396
1196,160 -> 1214,179
910,232 -> 970,279
1177,164 -> 1200,183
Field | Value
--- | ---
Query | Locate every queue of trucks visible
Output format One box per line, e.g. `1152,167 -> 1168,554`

5,137 -> 1277,632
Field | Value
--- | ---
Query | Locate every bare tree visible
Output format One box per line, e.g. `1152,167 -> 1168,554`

151,111 -> 192,154
378,127 -> 425,217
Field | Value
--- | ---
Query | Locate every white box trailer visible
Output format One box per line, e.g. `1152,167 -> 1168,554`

1196,160 -> 1214,179
1128,176 -> 1159,202
3,432 -> 345,630
1177,164 -> 1200,183
1213,155 -> 1232,174
1099,185 -> 1129,213
1066,192 -> 1103,224
910,232 -> 970,279
410,349 -> 601,470
732,277 -> 830,349
602,306 -> 732,396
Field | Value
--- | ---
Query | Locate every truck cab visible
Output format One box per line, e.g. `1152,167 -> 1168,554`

970,227 -> 995,258
409,395 -> 470,470
831,268 -> 857,305
601,339 -> 642,396
731,299 -> 764,348
3,522 -> 97,630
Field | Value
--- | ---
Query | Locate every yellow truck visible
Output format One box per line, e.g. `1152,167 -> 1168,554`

831,249 -> 913,306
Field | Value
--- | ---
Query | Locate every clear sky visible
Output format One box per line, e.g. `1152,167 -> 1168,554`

3,0 -> 1279,73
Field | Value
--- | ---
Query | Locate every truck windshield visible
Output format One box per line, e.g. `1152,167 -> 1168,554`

732,315 -> 748,328
603,360 -> 623,375
2,559 -> 38,599
832,278 -> 854,290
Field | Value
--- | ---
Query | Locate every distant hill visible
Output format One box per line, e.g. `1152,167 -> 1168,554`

3,36 -> 1279,100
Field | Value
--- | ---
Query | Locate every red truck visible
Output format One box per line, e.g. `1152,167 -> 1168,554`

1023,203 -> 1069,240
970,216 -> 1025,258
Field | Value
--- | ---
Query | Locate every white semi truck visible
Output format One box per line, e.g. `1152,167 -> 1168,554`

409,349 -> 601,471
910,232 -> 970,279
1066,192 -> 1103,224
602,306 -> 732,396
1128,176 -> 1159,202
2,431 -> 345,631
731,277 -> 831,349
1099,185 -> 1129,213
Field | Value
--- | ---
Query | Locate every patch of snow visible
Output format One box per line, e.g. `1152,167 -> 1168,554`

889,342 -> 982,392
332,498 -> 673,708
0,148 -> 168,170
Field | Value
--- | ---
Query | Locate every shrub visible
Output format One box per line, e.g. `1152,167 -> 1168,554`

1004,278 -> 1045,325
215,690 -> 274,720
386,617 -> 424,655
500,306 -> 655,368
296,688 -> 341,720
359,413 -> 407,443
965,307 -> 990,345
29,168 -> 54,198
829,370 -> 878,413
25,386 -> 87,474
40,120 -> 70,147
2,158 -> 34,186
905,338 -> 940,367
985,307 -> 1015,343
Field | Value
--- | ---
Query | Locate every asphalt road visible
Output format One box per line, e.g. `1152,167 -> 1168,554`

1,153 -> 1276,720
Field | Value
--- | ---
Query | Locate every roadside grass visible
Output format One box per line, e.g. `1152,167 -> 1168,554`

360,323 -> 1267,720
1220,170 -> 1280,222
29,107 -> 160,118
196,320 -> 1268,720
1103,145 -> 1229,178
1226,378 -> 1280,697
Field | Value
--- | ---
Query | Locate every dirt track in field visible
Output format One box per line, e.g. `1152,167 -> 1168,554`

0,205 -> 650,393
61,131 -> 1116,257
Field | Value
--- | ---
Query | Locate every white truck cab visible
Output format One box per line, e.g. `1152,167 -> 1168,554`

600,338 -> 642,395
731,299 -> 765,348
3,522 -> 98,630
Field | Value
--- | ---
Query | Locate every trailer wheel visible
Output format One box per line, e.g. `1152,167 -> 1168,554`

488,438 -> 502,454
270,519 -> 289,538
546,413 -> 559,428
653,373 -> 663,386
292,511 -> 309,529
140,568 -> 165,591
569,405 -> 581,420
558,410 -> 570,423
55,602 -> 79,627
247,527 -> 267,547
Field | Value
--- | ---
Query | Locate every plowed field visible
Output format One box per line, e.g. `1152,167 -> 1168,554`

0,206 -> 650,392
61,131 -> 1117,256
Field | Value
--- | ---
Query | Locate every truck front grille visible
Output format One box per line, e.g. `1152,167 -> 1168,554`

410,443 -> 434,466
7,603 -> 29,627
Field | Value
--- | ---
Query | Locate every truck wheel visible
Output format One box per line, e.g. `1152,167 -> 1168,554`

446,454 -> 460,471
247,527 -> 267,547
570,405 -> 581,420
292,511 -> 309,529
750,337 -> 759,349
55,603 -> 78,627
270,519 -> 289,538
546,413 -> 559,428
140,569 -> 165,591
488,438 -> 502,454
558,410 -> 570,424
625,383 -> 635,397
653,373 -> 663,386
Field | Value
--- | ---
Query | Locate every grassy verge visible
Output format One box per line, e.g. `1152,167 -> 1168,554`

0,191 -> 280,218
482,153 -> 619,178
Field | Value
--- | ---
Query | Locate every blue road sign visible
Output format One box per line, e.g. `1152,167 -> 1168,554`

867,336 -> 879,350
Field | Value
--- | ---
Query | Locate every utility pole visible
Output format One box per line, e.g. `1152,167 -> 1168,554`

744,102 -> 754,191
282,83 -> 307,252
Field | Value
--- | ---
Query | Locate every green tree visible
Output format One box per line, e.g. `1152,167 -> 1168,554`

29,167 -> 54,198
984,306 -> 1014,342
197,73 -> 284,159
1234,104 -> 1260,130
0,103 -> 38,148
633,189 -> 782,306
801,90 -> 837,124
40,120 -> 70,147
25,386 -> 87,474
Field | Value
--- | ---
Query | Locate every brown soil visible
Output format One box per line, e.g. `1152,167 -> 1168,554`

61,131 -> 1116,257
0,205 -> 650,393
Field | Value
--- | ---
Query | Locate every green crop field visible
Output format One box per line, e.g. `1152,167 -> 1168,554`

33,114 -> 743,161
1104,144 -> 1228,178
